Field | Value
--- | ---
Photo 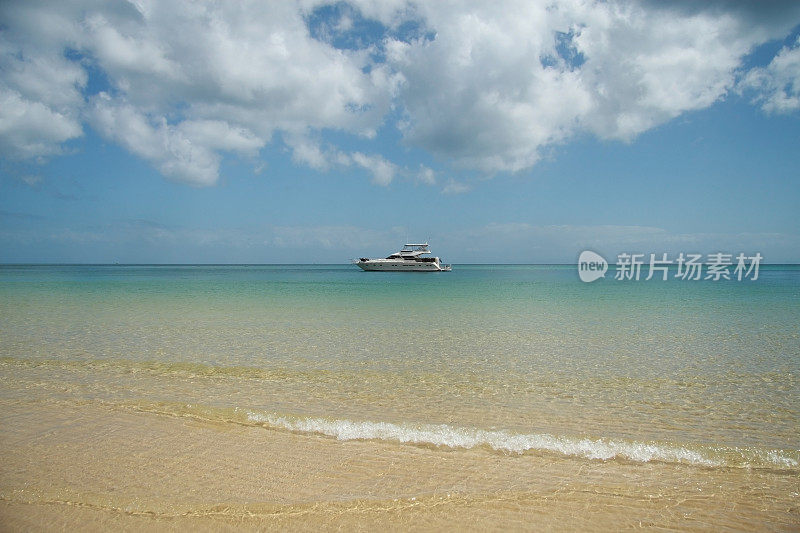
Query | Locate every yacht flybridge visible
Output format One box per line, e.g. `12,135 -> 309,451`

355,243 -> 452,272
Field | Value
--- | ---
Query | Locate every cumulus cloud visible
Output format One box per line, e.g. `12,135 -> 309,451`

0,2 -> 90,158
741,36 -> 800,113
1,0 -> 799,183
284,134 -> 401,185
349,152 -> 397,185
0,26 -> 86,158
0,88 -> 83,158
89,93 -> 263,186
385,3 -> 591,172
0,0 -> 394,185
89,93 -> 225,186
384,1 -> 800,171
287,134 -> 333,171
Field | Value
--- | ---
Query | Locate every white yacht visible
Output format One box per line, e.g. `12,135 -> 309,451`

355,243 -> 451,272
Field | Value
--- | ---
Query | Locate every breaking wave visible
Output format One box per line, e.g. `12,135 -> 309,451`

244,411 -> 799,470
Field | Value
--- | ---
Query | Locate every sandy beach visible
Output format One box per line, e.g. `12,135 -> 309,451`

1,388 -> 797,531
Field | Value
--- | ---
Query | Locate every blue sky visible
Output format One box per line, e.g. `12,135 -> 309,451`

1,1 -> 799,263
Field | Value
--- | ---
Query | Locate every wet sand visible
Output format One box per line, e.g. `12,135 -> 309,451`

1,399 -> 797,531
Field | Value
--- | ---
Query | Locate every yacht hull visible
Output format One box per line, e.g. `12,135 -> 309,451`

356,261 -> 445,271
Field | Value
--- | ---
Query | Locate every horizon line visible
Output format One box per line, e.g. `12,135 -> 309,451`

2,262 -> 799,267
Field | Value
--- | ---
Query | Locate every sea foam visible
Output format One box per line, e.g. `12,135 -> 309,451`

245,412 -> 798,468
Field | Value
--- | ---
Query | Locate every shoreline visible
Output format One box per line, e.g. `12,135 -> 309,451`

1,398 -> 797,531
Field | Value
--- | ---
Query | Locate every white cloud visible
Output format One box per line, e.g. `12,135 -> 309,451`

385,4 -> 591,173
89,93 -> 225,186
416,165 -> 436,185
178,120 -> 263,155
287,134 -> 332,171
285,134 -> 405,185
350,152 -> 397,186
385,1 -> 800,172
0,88 -> 83,158
741,36 -> 800,113
0,2 -> 89,159
0,0 -> 394,184
441,178 -> 470,195
83,13 -> 180,79
1,1 -> 799,182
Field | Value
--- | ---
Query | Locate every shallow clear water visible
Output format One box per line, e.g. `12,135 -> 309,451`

2,264 -> 798,469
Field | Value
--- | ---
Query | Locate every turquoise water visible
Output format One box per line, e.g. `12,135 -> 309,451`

1,264 -> 798,467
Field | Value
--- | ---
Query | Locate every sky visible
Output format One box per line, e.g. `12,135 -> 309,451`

1,0 -> 799,264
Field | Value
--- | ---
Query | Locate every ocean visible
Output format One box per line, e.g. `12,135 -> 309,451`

1,264 -> 798,529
